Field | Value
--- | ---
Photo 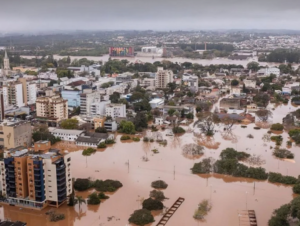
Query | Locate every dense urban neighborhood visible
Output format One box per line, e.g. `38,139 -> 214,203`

0,30 -> 300,226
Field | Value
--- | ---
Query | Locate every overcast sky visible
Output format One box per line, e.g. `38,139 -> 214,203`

1,0 -> 300,32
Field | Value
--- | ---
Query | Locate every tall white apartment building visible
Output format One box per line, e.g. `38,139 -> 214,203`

36,95 -> 68,122
155,67 -> 174,88
27,82 -> 37,104
105,103 -> 126,119
80,89 -> 101,115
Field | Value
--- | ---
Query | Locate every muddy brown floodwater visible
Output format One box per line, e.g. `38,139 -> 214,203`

1,103 -> 299,226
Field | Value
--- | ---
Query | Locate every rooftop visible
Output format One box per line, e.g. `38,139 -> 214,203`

48,128 -> 84,136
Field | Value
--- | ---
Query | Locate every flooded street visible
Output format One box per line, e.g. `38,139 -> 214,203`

1,100 -> 299,226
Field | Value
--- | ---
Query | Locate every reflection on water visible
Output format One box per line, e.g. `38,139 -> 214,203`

2,103 -> 299,226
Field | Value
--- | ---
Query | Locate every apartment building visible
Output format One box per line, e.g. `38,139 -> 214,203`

80,89 -> 101,115
155,67 -> 174,88
0,147 -> 72,209
2,82 -> 24,108
36,95 -> 68,122
105,103 -> 126,119
90,100 -> 111,115
0,119 -> 32,149
26,82 -> 37,104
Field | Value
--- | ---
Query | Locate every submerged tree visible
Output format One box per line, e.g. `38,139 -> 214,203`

256,109 -> 273,122
182,143 -> 204,159
194,113 -> 219,136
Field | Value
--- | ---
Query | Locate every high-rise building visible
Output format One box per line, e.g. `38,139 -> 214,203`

105,103 -> 126,119
80,89 -> 101,115
155,67 -> 174,89
26,82 -> 37,104
0,119 -> 32,149
2,82 -> 25,108
0,146 -> 72,209
36,95 -> 68,122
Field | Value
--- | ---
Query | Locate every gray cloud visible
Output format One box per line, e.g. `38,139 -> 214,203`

1,0 -> 300,32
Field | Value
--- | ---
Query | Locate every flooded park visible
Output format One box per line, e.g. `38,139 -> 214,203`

0,100 -> 299,226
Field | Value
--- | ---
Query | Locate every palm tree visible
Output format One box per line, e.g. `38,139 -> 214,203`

75,196 -> 86,211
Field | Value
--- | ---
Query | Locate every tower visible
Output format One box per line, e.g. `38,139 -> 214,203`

3,50 -> 10,76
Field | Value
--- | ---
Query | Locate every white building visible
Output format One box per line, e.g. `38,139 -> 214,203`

141,78 -> 156,87
105,103 -> 126,119
182,74 -> 199,92
3,50 -> 10,77
90,100 -> 111,115
244,79 -> 256,89
80,90 -> 101,115
48,128 -> 84,141
104,120 -> 118,132
231,87 -> 241,95
155,67 -> 174,88
257,67 -> 280,77
149,98 -> 164,109
27,82 -> 37,104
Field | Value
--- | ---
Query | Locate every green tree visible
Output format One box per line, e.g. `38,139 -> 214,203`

87,192 -> 101,205
128,209 -> 154,226
133,112 -> 148,131
142,198 -> 163,211
247,61 -> 259,71
231,79 -> 239,86
167,82 -> 176,93
119,121 -> 135,134
95,127 -> 107,133
109,92 -> 120,103
60,119 -> 79,129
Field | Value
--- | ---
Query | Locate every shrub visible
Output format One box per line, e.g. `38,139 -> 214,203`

143,137 -> 149,142
74,178 -> 92,191
152,149 -> 159,154
128,209 -> 154,225
93,179 -> 123,192
193,199 -> 212,220
254,127 -> 261,130
273,148 -> 294,159
191,158 -> 214,174
150,138 -> 154,142
149,190 -> 166,201
120,135 -> 131,140
293,183 -> 300,194
82,148 -> 96,156
288,129 -> 300,144
98,192 -> 109,199
287,141 -> 292,146
105,139 -> 115,144
172,126 -> 186,134
151,125 -> 158,132
241,125 -> 247,128
132,137 -> 140,142
88,192 -> 101,205
247,134 -> 254,139
49,212 -> 65,222
271,136 -> 283,146
142,198 -> 164,211
268,172 -> 297,185
220,148 -> 250,161
271,123 -> 284,131
97,142 -> 107,148
151,180 -> 168,189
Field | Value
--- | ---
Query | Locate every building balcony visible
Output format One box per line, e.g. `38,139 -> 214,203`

56,170 -> 66,176
57,187 -> 66,193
